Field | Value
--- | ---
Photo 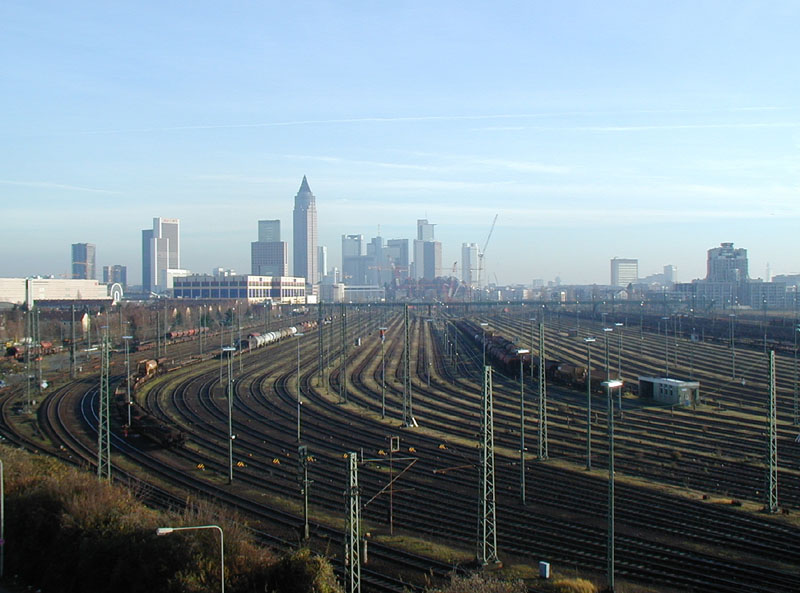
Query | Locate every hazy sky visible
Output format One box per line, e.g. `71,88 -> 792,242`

3,1 -> 799,286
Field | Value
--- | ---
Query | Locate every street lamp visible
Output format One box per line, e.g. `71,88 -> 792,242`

602,328 -> 613,381
480,322 -> 489,372
584,337 -> 596,471
157,525 -> 224,593
222,346 -> 236,484
295,333 -> 305,443
517,348 -> 530,505
122,335 -> 133,427
602,379 -> 624,593
379,327 -> 387,419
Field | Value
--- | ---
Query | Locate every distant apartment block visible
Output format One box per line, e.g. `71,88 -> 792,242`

173,274 -> 306,305
707,242 -> 748,282
610,257 -> 638,287
71,243 -> 96,280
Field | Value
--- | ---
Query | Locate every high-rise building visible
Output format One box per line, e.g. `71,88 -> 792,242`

462,243 -> 479,287
102,265 -> 127,287
71,243 -> 96,280
610,257 -> 638,287
706,242 -> 748,282
292,176 -> 318,285
413,219 -> 441,281
342,234 -> 367,285
317,246 -> 328,282
663,265 -> 678,284
385,239 -> 409,280
417,219 -> 435,241
142,217 -> 181,293
251,220 -> 288,276
258,220 -> 281,243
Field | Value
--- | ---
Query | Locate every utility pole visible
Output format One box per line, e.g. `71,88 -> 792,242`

584,337 -> 596,470
517,348 -> 529,504
538,322 -> 548,461
97,331 -> 111,481
340,303 -> 348,403
70,304 -> 76,379
403,304 -> 415,427
223,346 -> 236,484
317,301 -> 324,386
345,451 -> 361,593
767,351 -> 778,513
477,365 -> 499,565
298,445 -> 310,540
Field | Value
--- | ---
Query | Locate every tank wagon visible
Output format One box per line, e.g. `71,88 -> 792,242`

236,320 -> 318,353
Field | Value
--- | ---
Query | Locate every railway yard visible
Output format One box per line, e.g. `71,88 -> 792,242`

2,302 -> 800,592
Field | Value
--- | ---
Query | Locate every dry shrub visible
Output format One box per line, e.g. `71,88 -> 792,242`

429,572 -> 526,593
550,578 -> 598,593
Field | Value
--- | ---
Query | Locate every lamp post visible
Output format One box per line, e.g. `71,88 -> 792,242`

517,348 -> 530,504
480,322 -> 489,372
122,335 -> 133,427
157,525 -> 224,593
529,318 -> 536,378
603,379 -> 624,593
602,328 -> 613,382
222,346 -> 236,484
614,322 -> 623,379
584,337 -> 596,470
379,327 -> 387,419
295,333 -> 305,443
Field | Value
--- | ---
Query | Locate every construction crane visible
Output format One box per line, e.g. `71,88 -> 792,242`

477,214 -> 498,289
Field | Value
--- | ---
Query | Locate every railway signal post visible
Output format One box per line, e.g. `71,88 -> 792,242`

298,445 -> 310,540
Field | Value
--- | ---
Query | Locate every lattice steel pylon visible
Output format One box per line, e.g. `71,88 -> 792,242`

97,333 -> 111,481
767,350 -> 778,513
538,322 -> 548,460
344,451 -> 361,593
477,365 -> 499,565
402,304 -> 415,427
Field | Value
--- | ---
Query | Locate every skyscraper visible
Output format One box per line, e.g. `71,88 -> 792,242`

317,246 -> 328,282
102,265 -> 127,287
413,219 -> 441,281
462,243 -> 479,287
142,217 -> 180,293
292,176 -> 318,285
251,220 -> 288,276
71,243 -> 96,279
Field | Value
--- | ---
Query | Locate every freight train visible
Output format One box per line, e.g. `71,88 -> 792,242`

115,358 -> 185,448
457,319 -> 599,390
234,320 -> 318,353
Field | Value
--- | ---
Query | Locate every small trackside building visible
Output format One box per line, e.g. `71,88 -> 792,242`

638,376 -> 700,407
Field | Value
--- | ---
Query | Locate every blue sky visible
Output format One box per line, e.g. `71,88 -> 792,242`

2,1 -> 799,285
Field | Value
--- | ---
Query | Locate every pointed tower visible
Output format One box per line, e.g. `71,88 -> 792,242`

293,176 -> 318,285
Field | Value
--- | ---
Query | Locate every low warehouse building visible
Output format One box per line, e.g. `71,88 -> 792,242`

638,376 -> 700,407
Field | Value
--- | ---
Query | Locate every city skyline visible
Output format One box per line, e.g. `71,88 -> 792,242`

3,2 -> 799,284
